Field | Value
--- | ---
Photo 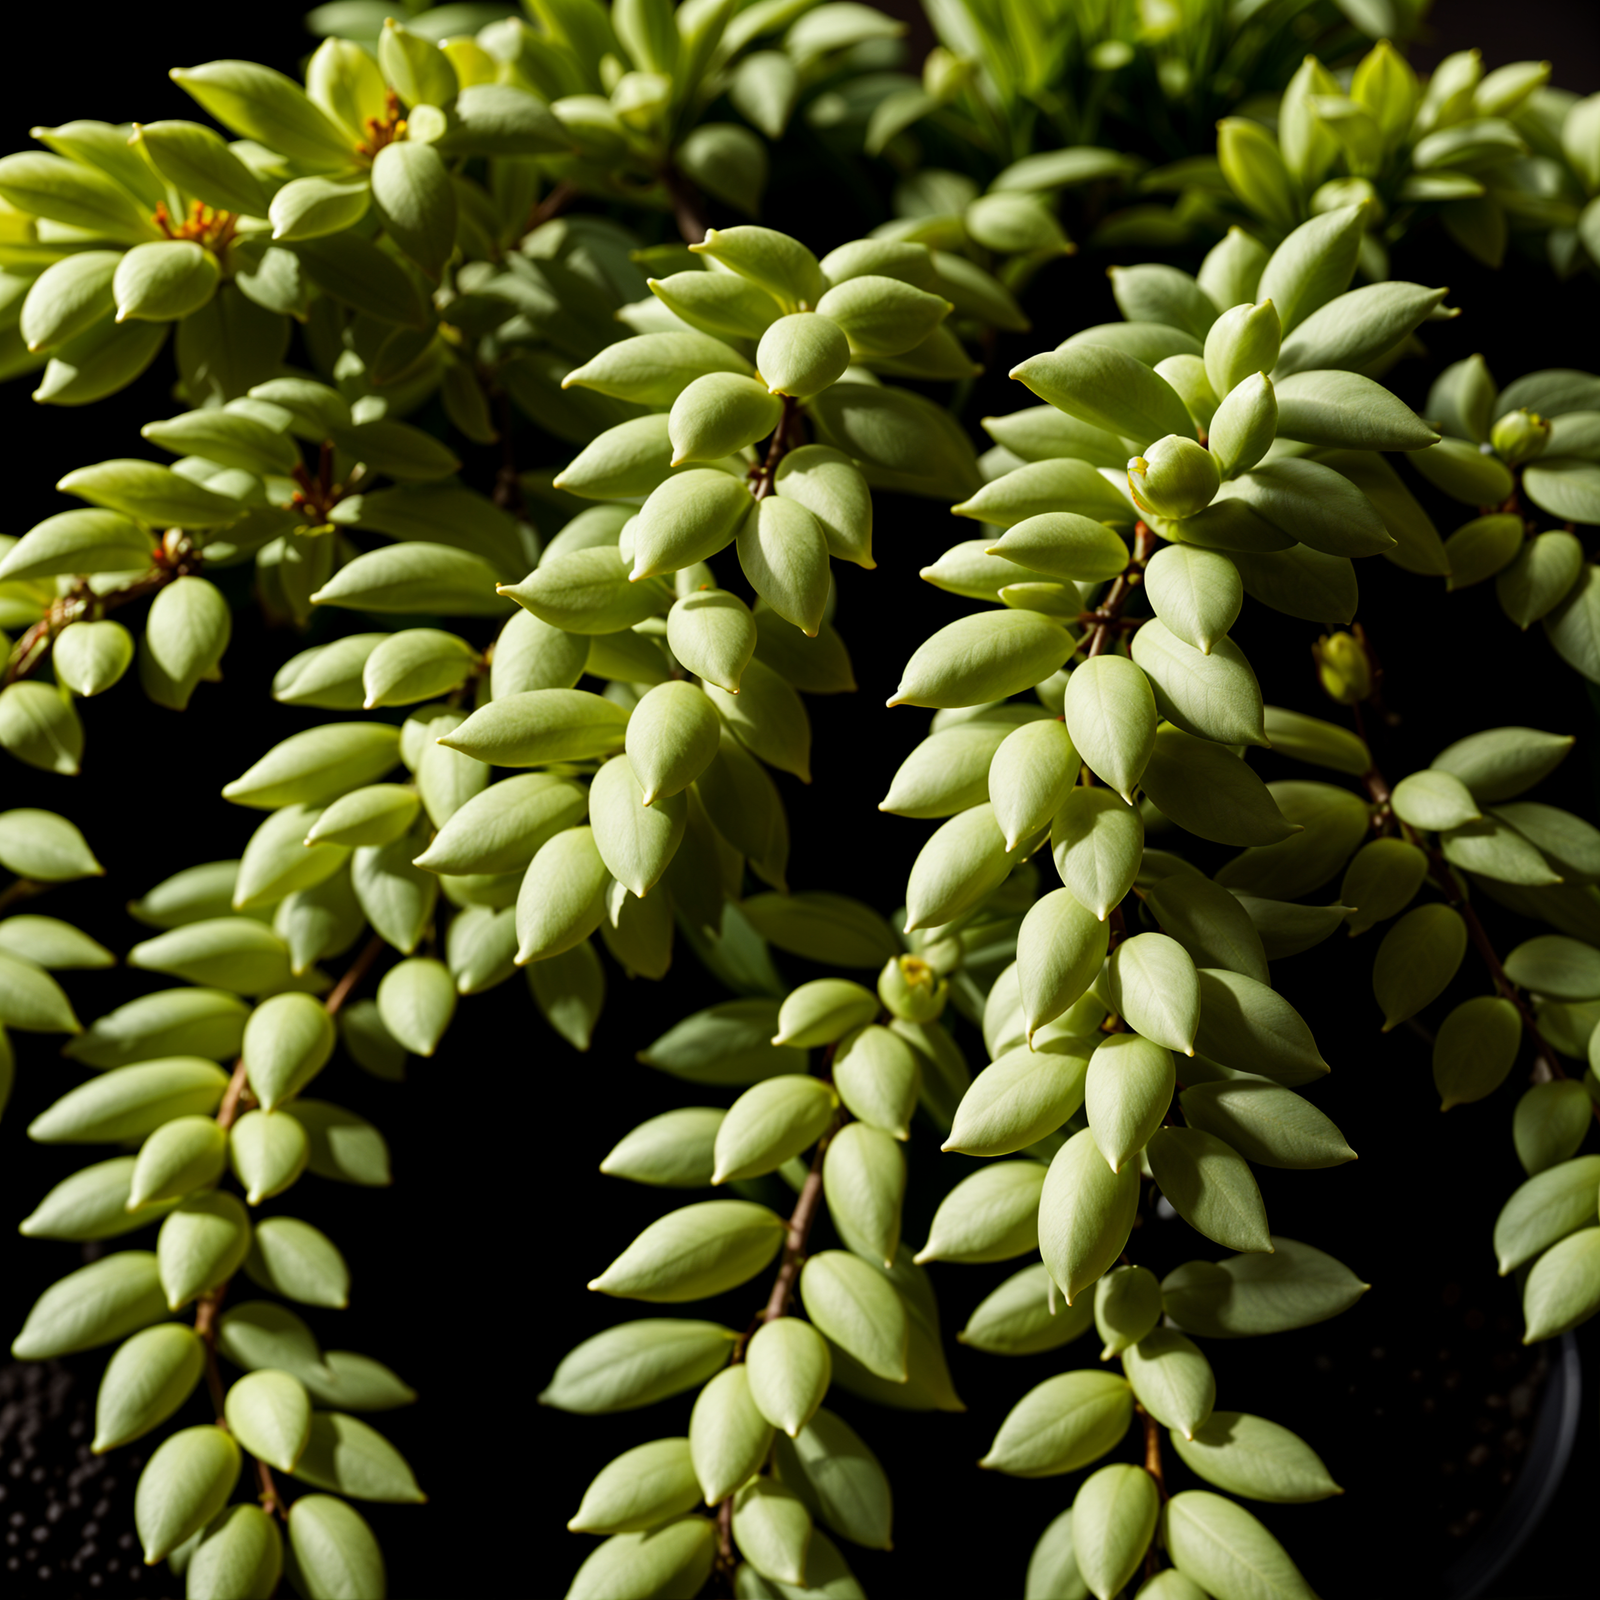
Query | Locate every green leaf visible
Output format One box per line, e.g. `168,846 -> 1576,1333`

0,508 -> 152,585
1050,789 -> 1140,921
799,1250 -> 909,1380
833,1024 -> 921,1141
0,682 -> 84,775
959,1262 -> 1095,1357
185,1503 -> 282,1600
19,1157 -> 178,1242
1093,1264 -> 1163,1360
823,1122 -> 904,1267
374,957 -> 455,1056
1064,656 -> 1157,803
1494,802 -> 1600,882
1341,838 -> 1429,936
1432,726 -> 1575,802
245,1215 -> 349,1308
915,1157 -> 1046,1265
1162,1490 -> 1318,1600
29,1058 -> 229,1144
129,1115 -> 228,1209
1504,934 -> 1600,999
1025,1508 -> 1091,1600
980,1371 -> 1133,1478
1141,728 -> 1298,847
1525,458 -> 1600,525
569,1438 -> 701,1536
1011,343 -> 1194,446
1085,1033 -> 1175,1172
134,1424 -> 241,1565
770,1405 -> 889,1552
591,1199 -> 787,1303
1372,902 -> 1468,1030
602,1108 -> 723,1189
589,753 -> 685,898
1513,1080 -> 1593,1176
1494,1156 -> 1600,1274
1016,889 -> 1110,1040
1143,873 -> 1269,985
904,803 -> 1015,933
954,458 -> 1129,527
0,808 -> 102,882
732,1477 -> 813,1588
690,1363 -> 774,1505
745,1319 -> 832,1441
93,1324 -> 205,1452
1193,968 -> 1329,1086
158,1191 -> 252,1309
12,1251 -> 168,1360
313,543 -> 509,615
1171,1411 -> 1341,1503
1142,546 -> 1243,655
1391,769 -> 1482,831
230,1108 -> 311,1203
1441,814 -> 1564,886
1523,1228 -> 1600,1340
289,1410 -> 425,1502
888,610 -> 1073,711
0,948 -> 81,1033
714,1074 -> 837,1183
540,1320 -> 735,1413
1273,369 -> 1438,452
223,723 -> 401,810
243,991 -> 335,1110
1104,933 -> 1200,1055
1073,1463 -> 1160,1600
226,1369 -> 312,1473
1123,1328 -> 1216,1439
284,1100 -> 390,1190
568,1517 -> 716,1600
1215,781 -> 1369,900
641,1000 -> 807,1086
946,1036 -> 1092,1158
1180,1080 -> 1354,1168
1161,1237 -> 1368,1338
285,1495 -> 389,1600
1147,1126 -> 1272,1252
1038,1129 -> 1140,1303
1223,458 -> 1392,558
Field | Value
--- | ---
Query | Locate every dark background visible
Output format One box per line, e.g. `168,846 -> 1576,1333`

2,2 -> 1599,1596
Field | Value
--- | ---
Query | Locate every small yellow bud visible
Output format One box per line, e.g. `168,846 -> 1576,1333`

1127,435 -> 1220,521
877,953 -> 948,1024
1489,408 -> 1551,467
1313,630 -> 1373,705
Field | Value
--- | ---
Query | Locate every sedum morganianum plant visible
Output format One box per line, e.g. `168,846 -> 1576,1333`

1205,40 -> 1600,279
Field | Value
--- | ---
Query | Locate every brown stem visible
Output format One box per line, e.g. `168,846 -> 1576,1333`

1140,1405 -> 1168,1578
762,1150 -> 830,1325
528,179 -> 578,233
215,1058 -> 255,1132
0,878 -> 44,915
661,164 -> 710,245
323,933 -> 386,1019
194,1289 -> 229,1424
714,1495 -> 736,1587
750,397 -> 801,502
255,1458 -> 285,1517
1083,521 -> 1160,659
491,391 -> 523,518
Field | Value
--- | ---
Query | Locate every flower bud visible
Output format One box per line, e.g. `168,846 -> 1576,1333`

1206,371 -> 1277,479
756,311 -> 850,399
1314,630 -> 1372,705
923,46 -> 973,101
1203,299 -> 1281,399
878,953 -> 948,1023
1310,176 -> 1385,227
1127,435 -> 1220,521
1489,408 -> 1551,466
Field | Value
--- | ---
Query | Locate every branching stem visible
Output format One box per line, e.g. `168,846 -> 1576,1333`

751,397 -> 802,502
1084,522 -> 1159,659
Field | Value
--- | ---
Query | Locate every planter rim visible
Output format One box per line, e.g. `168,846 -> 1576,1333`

1439,1329 -> 1582,1600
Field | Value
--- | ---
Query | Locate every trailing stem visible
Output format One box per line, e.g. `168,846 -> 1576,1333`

192,931 -> 389,1517
662,164 -> 710,245
1083,521 -> 1160,659
1354,701 -> 1596,1121
750,397 -> 802,502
